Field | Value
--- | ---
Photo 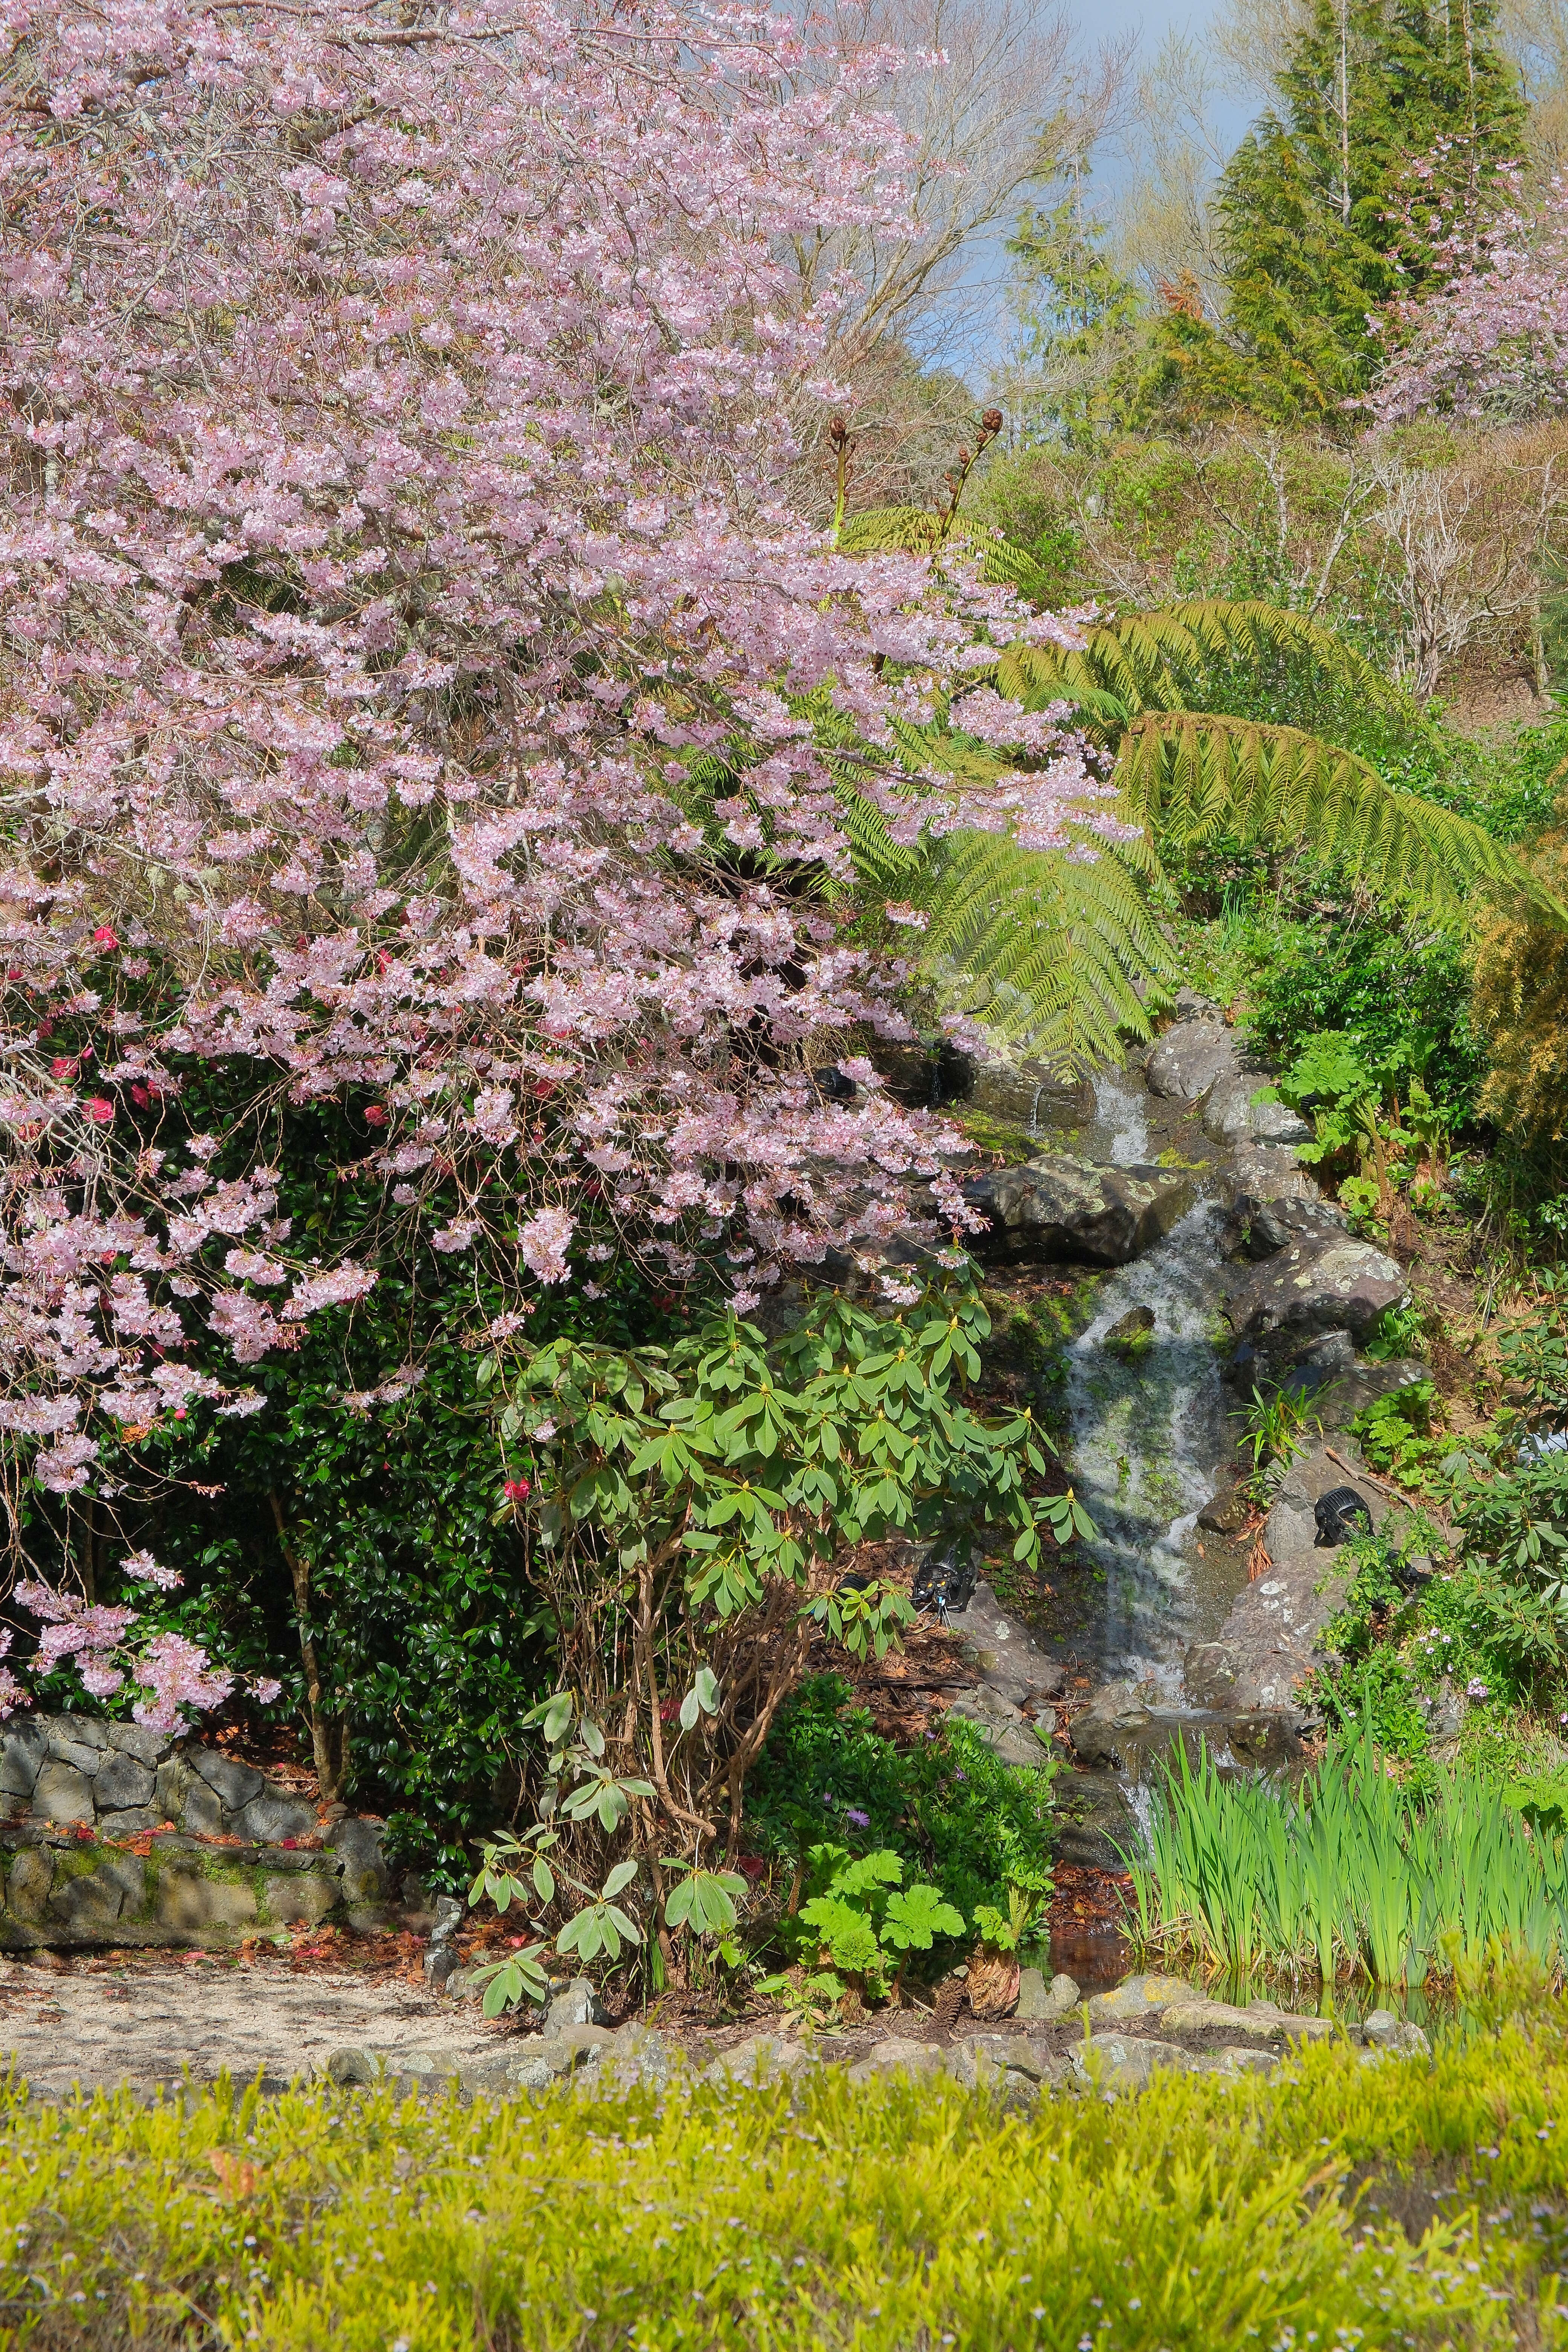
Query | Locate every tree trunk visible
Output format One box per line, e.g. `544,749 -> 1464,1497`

268,1492 -> 349,1802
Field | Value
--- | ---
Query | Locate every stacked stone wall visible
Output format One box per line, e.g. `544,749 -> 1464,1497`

0,1715 -> 389,1948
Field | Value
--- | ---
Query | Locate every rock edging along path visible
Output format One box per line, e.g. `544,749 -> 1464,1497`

0,1715 -> 389,1946
0,1957 -> 1430,2105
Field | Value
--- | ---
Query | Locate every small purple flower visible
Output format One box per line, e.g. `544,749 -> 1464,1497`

1467,1677 -> 1490,1701
952,1770 -> 968,1783
844,1807 -> 870,1829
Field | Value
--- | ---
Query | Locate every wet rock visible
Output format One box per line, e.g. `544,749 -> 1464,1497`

1147,1022 -> 1239,1102
1106,1304 -> 1155,1350
1184,1542 -> 1356,1711
1279,1331 -> 1358,1396
1070,1684 -> 1153,1768
1052,1770 -> 1137,1870
1197,1486 -> 1251,1534
1224,1144 -> 1315,1209
945,1582 -> 1066,1698
964,1154 -> 1195,1268
1016,1968 -> 1080,2021
962,1057 -> 1097,1135
1230,1194 -> 1348,1263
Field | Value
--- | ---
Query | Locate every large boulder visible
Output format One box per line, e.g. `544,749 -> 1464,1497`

1202,1070 -> 1311,1148
1147,1021 -> 1240,1101
1183,1445 -> 1380,1709
1184,1553 -> 1355,1710
1228,1234 -> 1407,1378
1227,1194 -> 1348,1263
965,1154 -> 1195,1266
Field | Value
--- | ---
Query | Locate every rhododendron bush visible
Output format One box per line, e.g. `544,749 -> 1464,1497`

0,0 -> 1108,1776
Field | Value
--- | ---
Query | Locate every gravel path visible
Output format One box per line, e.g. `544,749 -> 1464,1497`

0,1951 -> 510,2098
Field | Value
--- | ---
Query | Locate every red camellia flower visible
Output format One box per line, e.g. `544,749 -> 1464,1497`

92,927 -> 119,950
502,1478 -> 531,1503
50,1058 -> 77,1080
83,1097 -> 114,1123
363,1104 -> 388,1127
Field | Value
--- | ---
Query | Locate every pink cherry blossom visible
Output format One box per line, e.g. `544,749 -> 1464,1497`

0,0 -> 1122,1720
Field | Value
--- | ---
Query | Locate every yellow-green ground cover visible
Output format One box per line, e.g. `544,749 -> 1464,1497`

7,2025 -> 1568,2350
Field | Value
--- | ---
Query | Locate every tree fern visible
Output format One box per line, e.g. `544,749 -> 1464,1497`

822,510 -> 1562,1066
1114,712 -> 1538,916
917,827 -> 1176,1068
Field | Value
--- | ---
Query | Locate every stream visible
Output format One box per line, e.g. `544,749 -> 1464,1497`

1062,1066 -> 1234,1697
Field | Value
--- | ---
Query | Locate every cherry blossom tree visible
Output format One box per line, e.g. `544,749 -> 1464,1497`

1374,171 -> 1568,419
0,0 -> 1114,1723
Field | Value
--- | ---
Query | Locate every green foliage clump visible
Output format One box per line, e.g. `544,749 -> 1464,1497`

745,1675 -> 1055,1926
1130,1727 -> 1568,1984
17,2038 -> 1568,2346
1237,920 -> 1485,1125
775,1844 -> 966,1999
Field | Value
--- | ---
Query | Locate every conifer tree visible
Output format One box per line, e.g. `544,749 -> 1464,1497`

1005,172 -> 1144,444
1215,0 -> 1527,416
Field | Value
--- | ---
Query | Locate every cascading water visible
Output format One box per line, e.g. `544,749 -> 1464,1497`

1063,1069 -> 1233,1696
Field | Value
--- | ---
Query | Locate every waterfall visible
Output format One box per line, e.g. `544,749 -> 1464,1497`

1063,1073 -> 1231,1696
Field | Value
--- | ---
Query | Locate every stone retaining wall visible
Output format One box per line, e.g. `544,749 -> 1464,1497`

0,1714 -> 389,1948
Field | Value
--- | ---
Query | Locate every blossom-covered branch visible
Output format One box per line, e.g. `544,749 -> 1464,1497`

0,0 -> 1112,1667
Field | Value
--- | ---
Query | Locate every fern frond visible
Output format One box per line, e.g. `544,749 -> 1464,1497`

1116,712 -> 1533,913
837,507 -> 946,555
978,601 -> 1400,721
919,829 -> 1176,1070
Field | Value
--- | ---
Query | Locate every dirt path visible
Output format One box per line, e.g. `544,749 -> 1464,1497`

0,1950 -> 509,2098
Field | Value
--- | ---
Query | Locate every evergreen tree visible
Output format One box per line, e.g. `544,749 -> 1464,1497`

1004,172 -> 1144,445
1215,0 -> 1527,415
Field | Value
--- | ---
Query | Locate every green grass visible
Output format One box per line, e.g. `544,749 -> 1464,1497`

1128,1732 -> 1568,1986
12,2030 -> 1568,2347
